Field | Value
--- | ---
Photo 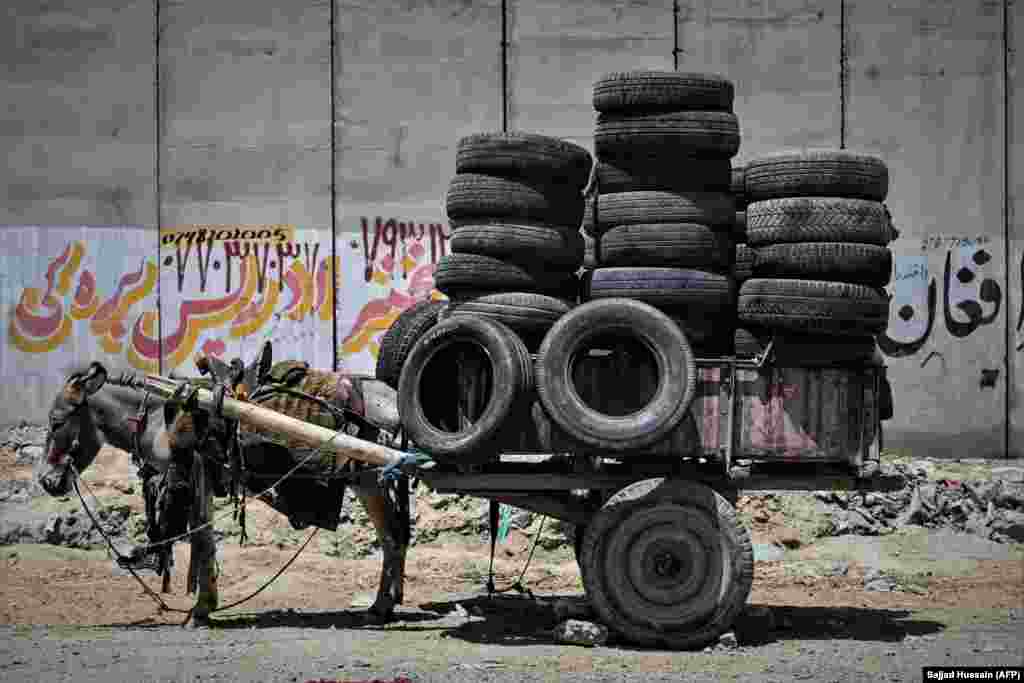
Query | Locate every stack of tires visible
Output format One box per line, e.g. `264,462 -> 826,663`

731,163 -> 753,285
735,151 -> 896,365
436,132 -> 592,350
381,132 -> 592,461
581,71 -> 742,355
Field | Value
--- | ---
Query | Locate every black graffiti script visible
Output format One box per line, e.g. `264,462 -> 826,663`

1017,249 -> 1023,352
165,240 -> 325,294
360,217 -> 450,283
878,248 -> 1002,357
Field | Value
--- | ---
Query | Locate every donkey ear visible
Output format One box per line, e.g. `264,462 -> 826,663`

82,362 -> 108,396
257,341 -> 273,384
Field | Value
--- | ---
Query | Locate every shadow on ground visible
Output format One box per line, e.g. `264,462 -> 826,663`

102,608 -> 444,631
418,595 -> 947,650
99,596 -> 946,652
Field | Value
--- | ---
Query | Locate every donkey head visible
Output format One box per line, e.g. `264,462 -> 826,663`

36,362 -> 110,496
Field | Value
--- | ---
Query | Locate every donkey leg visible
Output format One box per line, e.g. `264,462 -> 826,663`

187,475 -> 219,627
353,485 -> 409,620
188,525 -> 219,626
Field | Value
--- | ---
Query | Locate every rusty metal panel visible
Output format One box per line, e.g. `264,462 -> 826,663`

692,364 -> 881,466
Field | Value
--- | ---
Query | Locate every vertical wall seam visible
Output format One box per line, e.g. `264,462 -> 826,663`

672,0 -> 680,70
155,0 -> 163,375
839,0 -> 847,150
501,0 -> 509,132
1004,0 -> 1012,457
330,0 -> 339,372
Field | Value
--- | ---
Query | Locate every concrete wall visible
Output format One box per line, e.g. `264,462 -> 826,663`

159,1 -> 335,372
0,0 -> 1019,459
846,0 -> 1010,458
1011,0 -> 1023,457
0,0 -> 156,226
332,0 -> 500,371
675,0 -> 841,161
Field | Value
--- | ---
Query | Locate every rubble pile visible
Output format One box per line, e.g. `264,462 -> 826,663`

0,505 -> 133,548
1,421 -> 48,464
817,463 -> 1024,544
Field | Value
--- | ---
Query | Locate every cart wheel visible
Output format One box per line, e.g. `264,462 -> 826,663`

573,524 -> 586,579
580,478 -> 753,649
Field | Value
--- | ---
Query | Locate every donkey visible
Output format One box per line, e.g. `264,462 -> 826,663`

35,354 -> 410,626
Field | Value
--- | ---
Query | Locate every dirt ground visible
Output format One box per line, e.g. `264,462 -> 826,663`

1,445 -> 1022,682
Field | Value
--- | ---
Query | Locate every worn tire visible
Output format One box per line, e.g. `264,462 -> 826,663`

733,210 -> 747,242
751,243 -> 893,287
595,111 -> 741,160
744,151 -> 889,202
456,132 -> 593,191
450,221 -> 584,269
738,278 -> 890,336
583,232 -> 598,269
584,267 -> 736,311
433,253 -> 576,298
375,300 -> 446,390
581,478 -> 754,650
446,173 -> 584,229
731,164 -> 747,209
441,292 -> 574,351
670,309 -> 736,350
536,298 -> 696,452
398,316 -> 532,460
533,399 -> 703,457
745,197 -> 894,247
733,244 -> 754,282
592,71 -> 735,113
734,326 -> 877,365
595,158 -> 731,194
584,191 -> 735,236
599,223 -> 733,270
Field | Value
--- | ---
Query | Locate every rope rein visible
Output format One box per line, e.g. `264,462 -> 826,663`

70,407 -> 364,624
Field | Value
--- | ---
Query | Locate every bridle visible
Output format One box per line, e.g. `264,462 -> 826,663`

45,397 -> 89,486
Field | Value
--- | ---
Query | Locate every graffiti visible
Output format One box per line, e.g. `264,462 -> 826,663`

162,228 -> 326,298
360,217 -> 450,283
879,245 -> 1002,358
8,238 -> 340,373
160,224 -> 294,248
339,217 -> 449,361
920,235 -> 992,251
8,242 -> 87,353
1018,249 -> 1023,352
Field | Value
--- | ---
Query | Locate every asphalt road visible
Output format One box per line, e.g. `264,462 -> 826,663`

1,598 -> 1021,683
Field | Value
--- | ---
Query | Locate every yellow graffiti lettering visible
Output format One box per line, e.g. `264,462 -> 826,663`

230,280 -> 280,339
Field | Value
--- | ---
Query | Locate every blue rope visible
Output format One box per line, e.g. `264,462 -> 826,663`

377,451 -> 432,485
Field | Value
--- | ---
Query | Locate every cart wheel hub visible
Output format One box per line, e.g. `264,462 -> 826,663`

652,550 -> 683,579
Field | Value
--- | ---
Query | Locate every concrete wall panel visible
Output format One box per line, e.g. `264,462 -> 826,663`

334,0 -> 503,218
159,0 -> 331,228
675,0 -> 840,162
159,0 -> 332,372
0,1 -> 156,225
848,0 -> 1007,458
508,0 -> 674,151
332,0 -> 501,373
1010,0 -> 1022,457
0,227 -> 159,424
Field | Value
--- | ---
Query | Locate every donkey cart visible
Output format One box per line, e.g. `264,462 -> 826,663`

121,296 -> 898,650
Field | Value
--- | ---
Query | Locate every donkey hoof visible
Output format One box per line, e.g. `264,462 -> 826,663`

186,614 -> 212,629
367,602 -> 396,623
